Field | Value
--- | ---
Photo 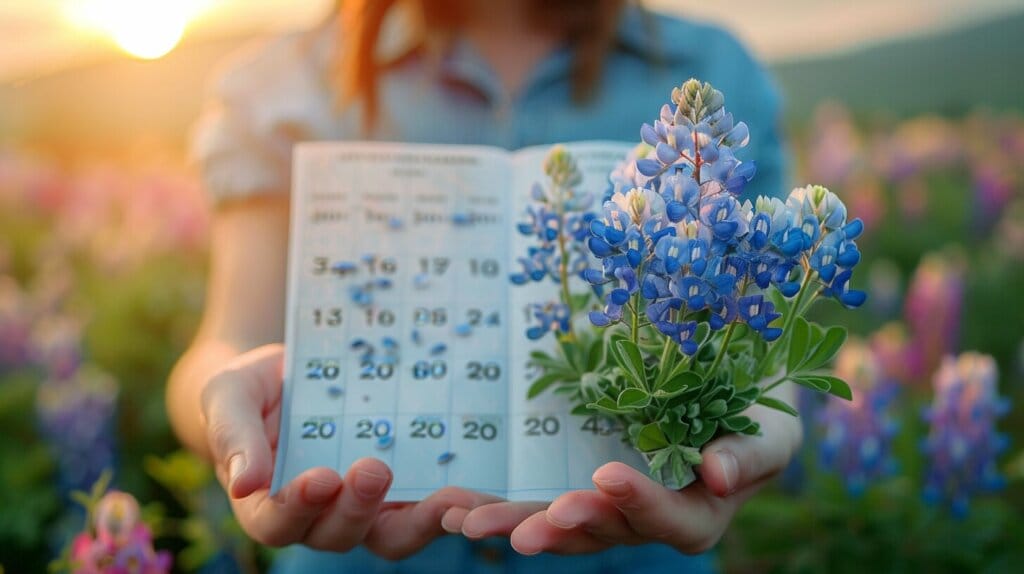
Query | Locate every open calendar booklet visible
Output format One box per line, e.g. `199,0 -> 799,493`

272,140 -> 646,501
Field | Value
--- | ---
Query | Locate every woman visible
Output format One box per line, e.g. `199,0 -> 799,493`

167,1 -> 800,571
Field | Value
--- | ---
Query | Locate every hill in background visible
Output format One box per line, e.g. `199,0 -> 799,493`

772,10 -> 1024,118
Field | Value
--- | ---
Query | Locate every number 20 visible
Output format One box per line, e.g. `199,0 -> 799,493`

302,420 -> 336,439
463,421 -> 497,441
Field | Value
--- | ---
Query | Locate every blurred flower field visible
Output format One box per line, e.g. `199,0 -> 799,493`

1,105 -> 1023,573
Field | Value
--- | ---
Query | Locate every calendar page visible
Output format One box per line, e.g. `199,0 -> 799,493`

272,140 -> 645,501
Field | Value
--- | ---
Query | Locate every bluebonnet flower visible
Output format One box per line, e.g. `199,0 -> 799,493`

589,267 -> 638,327
527,303 -> 571,340
786,186 -> 867,308
737,295 -> 782,341
635,80 -> 751,181
36,366 -> 119,496
510,146 -> 596,340
0,276 -> 32,373
578,80 -> 865,353
509,246 -> 556,285
922,353 -> 1009,517
604,143 -> 649,203
818,339 -> 899,496
700,194 -> 748,254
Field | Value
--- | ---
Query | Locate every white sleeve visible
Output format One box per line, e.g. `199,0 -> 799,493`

189,30 -> 337,204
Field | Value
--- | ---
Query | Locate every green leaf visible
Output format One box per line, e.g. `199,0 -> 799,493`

653,371 -> 701,398
756,395 -> 799,416
529,350 -> 553,363
527,372 -> 568,399
810,375 -> 853,401
721,415 -> 755,432
688,419 -> 718,446
570,403 -> 594,416
587,397 -> 629,415
617,388 -> 651,409
636,423 -> 669,452
687,403 -> 701,419
787,316 -> 810,373
670,450 -> 687,488
803,326 -> 848,371
647,447 -> 672,473
735,386 -> 760,402
586,337 -> 606,370
70,491 -> 92,509
569,292 -> 592,312
768,287 -> 791,316
558,338 -> 582,372
680,445 -> 704,466
790,375 -> 830,394
607,333 -> 627,371
615,339 -> 647,388
703,398 -> 728,418
662,419 -> 690,444
528,352 -> 574,374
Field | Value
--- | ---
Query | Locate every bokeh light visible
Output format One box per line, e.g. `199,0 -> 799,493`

66,0 -> 207,60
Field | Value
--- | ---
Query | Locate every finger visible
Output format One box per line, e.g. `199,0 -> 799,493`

365,487 -> 504,560
230,466 -> 342,546
460,501 -> 547,540
201,345 -> 284,498
699,402 -> 803,497
545,490 -> 642,544
302,458 -> 393,550
510,510 -> 611,556
592,462 -> 728,554
441,507 -> 470,534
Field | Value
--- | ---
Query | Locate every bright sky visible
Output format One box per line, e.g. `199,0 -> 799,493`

1,0 -> 1022,81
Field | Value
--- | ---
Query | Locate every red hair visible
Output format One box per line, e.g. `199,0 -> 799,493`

333,0 -> 631,132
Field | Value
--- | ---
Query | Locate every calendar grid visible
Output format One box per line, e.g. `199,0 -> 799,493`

273,141 -> 646,500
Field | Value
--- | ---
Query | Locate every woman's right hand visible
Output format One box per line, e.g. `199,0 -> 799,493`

199,344 -> 502,558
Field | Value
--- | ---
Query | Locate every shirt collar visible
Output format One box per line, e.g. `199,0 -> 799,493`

436,7 -> 681,106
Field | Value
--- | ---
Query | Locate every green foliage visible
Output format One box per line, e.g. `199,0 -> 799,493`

144,450 -> 268,573
526,254 -> 858,489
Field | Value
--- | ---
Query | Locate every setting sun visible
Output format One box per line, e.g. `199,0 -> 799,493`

67,0 -> 207,60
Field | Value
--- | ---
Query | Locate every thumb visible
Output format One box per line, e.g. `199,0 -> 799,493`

200,344 -> 284,498
698,403 -> 803,497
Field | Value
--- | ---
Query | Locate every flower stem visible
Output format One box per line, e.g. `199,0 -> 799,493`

656,336 -> 674,388
758,268 -> 816,379
707,320 -> 737,378
631,292 -> 640,344
554,185 -> 576,339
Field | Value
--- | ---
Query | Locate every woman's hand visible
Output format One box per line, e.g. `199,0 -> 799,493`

200,344 -> 502,559
443,398 -> 803,555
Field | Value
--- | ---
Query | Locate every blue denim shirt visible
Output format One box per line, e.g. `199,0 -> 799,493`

194,7 -> 787,573
194,8 -> 787,204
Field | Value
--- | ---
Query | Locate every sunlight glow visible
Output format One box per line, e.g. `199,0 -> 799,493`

67,1 -> 208,60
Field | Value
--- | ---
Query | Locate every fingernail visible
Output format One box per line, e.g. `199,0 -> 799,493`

228,454 -> 246,492
441,507 -> 468,534
546,505 -> 581,529
510,537 -> 542,556
354,469 -> 389,499
594,478 -> 631,499
715,449 -> 739,495
304,478 -> 338,504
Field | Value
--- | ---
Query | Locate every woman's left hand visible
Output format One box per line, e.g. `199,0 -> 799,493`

441,398 -> 802,555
